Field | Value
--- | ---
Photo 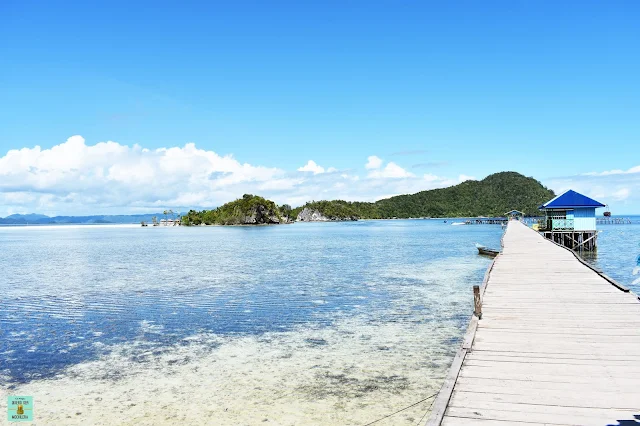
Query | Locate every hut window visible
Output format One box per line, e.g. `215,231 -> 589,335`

547,210 -> 566,220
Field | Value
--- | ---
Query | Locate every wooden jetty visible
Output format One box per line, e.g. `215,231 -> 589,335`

460,218 -> 541,226
597,217 -> 633,225
465,218 -> 508,225
426,220 -> 640,426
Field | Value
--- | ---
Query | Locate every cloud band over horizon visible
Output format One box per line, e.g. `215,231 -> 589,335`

0,136 -> 637,216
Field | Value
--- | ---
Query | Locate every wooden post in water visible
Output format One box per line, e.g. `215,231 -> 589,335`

473,285 -> 482,319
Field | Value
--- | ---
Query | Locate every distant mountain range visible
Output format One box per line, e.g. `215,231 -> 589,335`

0,213 -> 169,225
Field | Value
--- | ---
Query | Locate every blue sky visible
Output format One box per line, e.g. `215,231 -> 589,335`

1,1 -> 639,215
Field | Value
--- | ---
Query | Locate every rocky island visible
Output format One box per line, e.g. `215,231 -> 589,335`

295,206 -> 358,222
181,194 -> 294,225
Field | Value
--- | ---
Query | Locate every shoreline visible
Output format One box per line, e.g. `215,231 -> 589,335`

0,223 -> 141,229
1,216 -> 636,229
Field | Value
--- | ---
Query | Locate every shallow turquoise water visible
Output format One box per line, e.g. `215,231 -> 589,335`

2,216 -> 638,395
0,219 -> 502,386
584,216 -> 640,294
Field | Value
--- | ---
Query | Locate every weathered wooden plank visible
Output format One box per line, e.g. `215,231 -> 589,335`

454,376 -> 640,393
482,291 -> 633,297
451,389 -> 640,410
476,326 -> 640,336
479,319 -> 640,326
442,417 -> 559,426
473,330 -> 640,342
445,405 -> 639,426
465,352 -> 640,364
459,367 -> 638,382
471,341 -> 640,355
481,317 -> 640,323
449,393 -> 640,414
482,291 -> 635,297
465,350 -> 640,361
460,363 -> 640,379
484,297 -> 639,304
454,383 -> 640,407
462,359 -> 640,374
480,305 -> 640,311
473,335 -> 640,346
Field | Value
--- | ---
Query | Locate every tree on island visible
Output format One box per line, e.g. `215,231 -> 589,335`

279,204 -> 293,221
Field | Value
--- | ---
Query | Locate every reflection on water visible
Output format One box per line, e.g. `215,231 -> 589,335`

1,220 -> 501,424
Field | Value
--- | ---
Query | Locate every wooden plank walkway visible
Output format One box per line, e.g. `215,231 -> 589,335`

427,220 -> 640,426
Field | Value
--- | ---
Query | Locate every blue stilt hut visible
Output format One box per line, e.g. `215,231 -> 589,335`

538,190 -> 605,251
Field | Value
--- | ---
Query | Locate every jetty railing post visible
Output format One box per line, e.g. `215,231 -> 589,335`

473,285 -> 482,319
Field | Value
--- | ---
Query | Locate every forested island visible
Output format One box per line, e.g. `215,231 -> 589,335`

181,195 -> 294,225
181,172 -> 555,225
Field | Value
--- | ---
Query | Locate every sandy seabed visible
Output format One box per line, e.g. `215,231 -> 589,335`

2,257 -> 481,425
2,315 -> 457,426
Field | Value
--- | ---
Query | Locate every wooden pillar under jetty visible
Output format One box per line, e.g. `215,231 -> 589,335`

425,220 -> 640,426
543,230 -> 598,252
472,285 -> 482,319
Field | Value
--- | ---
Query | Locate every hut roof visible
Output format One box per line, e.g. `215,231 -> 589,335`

505,210 -> 525,215
540,190 -> 605,210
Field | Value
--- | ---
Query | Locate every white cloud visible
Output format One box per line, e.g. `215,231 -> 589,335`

423,173 -> 442,182
297,160 -> 325,174
0,136 -> 285,215
0,137 -> 484,215
368,162 -> 414,179
612,188 -> 630,201
582,165 -> 640,176
555,165 -> 640,211
365,155 -> 383,170
544,171 -> 640,213
458,174 -> 476,182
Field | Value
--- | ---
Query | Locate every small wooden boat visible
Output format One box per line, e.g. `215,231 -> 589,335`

476,243 -> 499,257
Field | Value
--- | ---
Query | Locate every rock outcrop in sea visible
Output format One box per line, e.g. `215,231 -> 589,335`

296,208 -> 358,222
243,204 -> 283,224
181,195 -> 293,225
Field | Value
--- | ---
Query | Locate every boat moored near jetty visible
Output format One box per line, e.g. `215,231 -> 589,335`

475,243 -> 499,257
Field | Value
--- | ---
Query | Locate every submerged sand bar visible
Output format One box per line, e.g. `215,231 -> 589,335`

428,220 -> 640,426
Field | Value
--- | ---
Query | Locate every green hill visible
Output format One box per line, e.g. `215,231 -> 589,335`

182,194 -> 292,225
293,172 -> 554,219
183,172 -> 555,225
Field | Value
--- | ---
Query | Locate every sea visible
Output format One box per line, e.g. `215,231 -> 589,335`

0,217 -> 638,425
